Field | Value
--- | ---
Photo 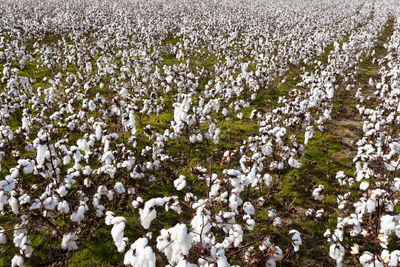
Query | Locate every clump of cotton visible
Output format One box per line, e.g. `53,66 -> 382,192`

156,223 -> 192,264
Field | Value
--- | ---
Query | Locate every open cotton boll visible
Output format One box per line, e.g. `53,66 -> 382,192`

229,224 -> 243,247
359,181 -> 369,191
191,208 -> 211,244
359,251 -> 382,267
0,227 -> 6,244
174,175 -> 186,191
389,250 -> 400,266
9,195 -> 19,215
70,203 -> 88,224
263,173 -> 273,187
380,215 -> 396,239
57,200 -> 70,214
243,202 -> 254,215
329,244 -> 345,267
288,230 -> 302,252
114,182 -> 126,194
56,185 -> 68,197
36,144 -> 49,169
11,254 -> 24,267
312,185 -> 324,201
17,159 -> 35,175
139,198 -> 169,229
110,217 -> 128,252
124,238 -> 156,267
156,223 -> 192,264
61,233 -> 78,251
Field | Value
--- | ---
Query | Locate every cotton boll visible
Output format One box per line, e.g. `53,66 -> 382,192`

57,200 -> 70,214
273,216 -> 282,226
389,250 -> 400,266
243,202 -> 254,215
329,244 -> 345,267
63,155 -> 71,165
124,238 -> 156,267
11,254 -> 24,267
359,181 -> 369,191
174,175 -> 186,191
380,215 -> 396,239
263,173 -> 273,187
229,224 -> 243,247
312,185 -> 324,201
114,182 -> 126,194
110,217 -> 128,252
156,223 -> 192,264
190,208 -> 211,244
139,198 -> 165,229
0,227 -> 6,244
9,195 -> 19,215
56,185 -> 68,197
289,230 -> 302,252
315,209 -> 324,218
359,252 -> 377,267
61,233 -> 78,251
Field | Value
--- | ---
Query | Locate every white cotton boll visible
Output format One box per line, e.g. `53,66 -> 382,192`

156,223 -> 192,264
174,175 -> 186,191
36,144 -> 48,168
329,244 -> 345,267
380,215 -> 396,238
389,250 -> 400,266
82,166 -> 92,175
0,228 -> 6,244
107,190 -> 114,201
140,202 -> 157,229
190,209 -> 211,244
18,160 -> 34,175
10,169 -> 19,179
359,252 -> 375,266
288,157 -> 301,168
243,202 -> 254,215
360,181 -> 369,191
61,233 -> 78,251
268,208 -> 276,218
9,196 -> 19,215
315,209 -> 324,218
305,208 -> 314,216
124,238 -> 156,267
244,216 -> 255,231
43,196 -> 58,210
71,204 -> 87,224
84,178 -> 93,187
366,197 -> 377,213
110,217 -> 128,252
11,254 -> 24,267
273,217 -> 282,226
263,173 -> 273,187
229,193 -> 242,211
229,224 -> 243,247
57,185 -> 68,197
114,182 -> 126,194
63,155 -> 71,165
270,246 -> 283,261
29,199 -> 41,210
57,200 -> 70,214
289,230 -> 302,252
304,126 -> 314,145
312,185 -> 324,201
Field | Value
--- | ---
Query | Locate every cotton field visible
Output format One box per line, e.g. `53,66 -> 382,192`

1,0 -> 400,266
